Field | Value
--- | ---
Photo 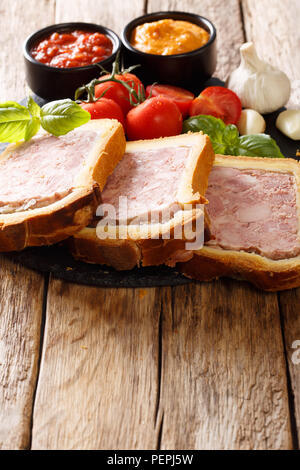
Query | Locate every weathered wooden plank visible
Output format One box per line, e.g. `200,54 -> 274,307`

242,0 -> 300,443
0,0 -> 56,102
158,282 -> 292,450
32,281 -> 161,450
148,0 -> 245,81
0,0 -> 54,450
0,258 -> 44,450
278,290 -> 300,443
31,0 -> 159,451
242,0 -> 300,108
148,0 -> 293,450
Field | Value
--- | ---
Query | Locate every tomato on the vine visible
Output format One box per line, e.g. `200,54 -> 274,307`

146,84 -> 194,118
189,86 -> 242,125
95,73 -> 145,116
126,96 -> 183,141
80,98 -> 125,126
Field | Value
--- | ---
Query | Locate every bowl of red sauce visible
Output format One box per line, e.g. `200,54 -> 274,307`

24,22 -> 121,100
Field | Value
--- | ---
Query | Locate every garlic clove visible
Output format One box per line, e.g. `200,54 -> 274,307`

226,42 -> 291,114
237,109 -> 266,135
276,109 -> 300,141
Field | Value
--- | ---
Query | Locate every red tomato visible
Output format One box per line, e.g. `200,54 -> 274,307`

95,73 -> 145,116
189,86 -> 242,125
126,96 -> 183,141
80,98 -> 125,126
146,84 -> 194,118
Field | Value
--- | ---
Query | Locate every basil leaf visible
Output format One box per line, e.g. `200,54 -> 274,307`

40,99 -> 90,136
24,117 -> 41,141
24,97 -> 41,141
183,114 -> 285,159
183,115 -> 226,141
183,115 -> 240,155
223,125 -> 240,155
0,98 -> 90,144
0,102 -> 32,143
237,134 -> 285,159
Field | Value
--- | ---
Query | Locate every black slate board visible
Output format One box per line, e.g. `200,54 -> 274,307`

4,245 -> 192,288
1,83 -> 299,287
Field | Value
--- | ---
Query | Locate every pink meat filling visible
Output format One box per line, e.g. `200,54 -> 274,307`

0,130 -> 98,214
102,147 -> 190,221
206,166 -> 300,260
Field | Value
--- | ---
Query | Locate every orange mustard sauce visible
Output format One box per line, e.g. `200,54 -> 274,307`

130,19 -> 210,55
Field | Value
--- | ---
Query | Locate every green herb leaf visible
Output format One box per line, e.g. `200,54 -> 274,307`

27,96 -> 41,118
183,114 -> 285,158
24,97 -> 41,140
183,115 -> 226,141
0,102 -> 33,143
40,99 -> 90,136
222,124 -> 240,155
183,115 -> 238,154
237,134 -> 285,159
24,117 -> 41,141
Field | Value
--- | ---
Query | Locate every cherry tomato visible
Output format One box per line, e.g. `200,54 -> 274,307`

95,73 -> 145,116
189,86 -> 242,125
80,98 -> 125,126
146,84 -> 194,118
126,96 -> 183,141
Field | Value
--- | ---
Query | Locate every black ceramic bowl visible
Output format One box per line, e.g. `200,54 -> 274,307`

122,11 -> 217,94
24,22 -> 121,100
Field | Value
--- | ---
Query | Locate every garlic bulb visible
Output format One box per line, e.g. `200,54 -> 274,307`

227,42 -> 291,114
276,109 -> 300,140
237,109 -> 266,135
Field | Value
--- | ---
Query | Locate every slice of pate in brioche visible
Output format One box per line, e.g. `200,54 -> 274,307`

69,132 -> 215,270
177,154 -> 300,291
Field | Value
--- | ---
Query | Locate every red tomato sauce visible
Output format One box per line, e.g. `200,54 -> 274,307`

31,30 -> 113,68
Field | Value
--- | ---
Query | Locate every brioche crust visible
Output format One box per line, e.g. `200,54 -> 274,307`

177,246 -> 300,291
69,133 -> 215,270
0,119 -> 126,252
177,155 -> 300,291
69,207 -> 205,270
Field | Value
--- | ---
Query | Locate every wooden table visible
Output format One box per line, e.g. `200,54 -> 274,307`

0,0 -> 299,451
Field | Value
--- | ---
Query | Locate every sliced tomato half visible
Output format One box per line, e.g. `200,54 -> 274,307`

146,84 -> 194,118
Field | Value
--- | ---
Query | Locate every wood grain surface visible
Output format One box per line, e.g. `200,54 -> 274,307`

55,0 -> 146,34
0,259 -> 44,449
0,0 -> 54,449
242,0 -> 300,448
148,0 -> 244,81
242,0 -> 300,108
0,0 -> 299,450
32,282 -> 161,450
159,283 -> 292,450
278,289 -> 300,442
0,0 -> 56,102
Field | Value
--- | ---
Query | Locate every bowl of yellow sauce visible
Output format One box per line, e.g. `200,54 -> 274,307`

130,19 -> 210,56
122,11 -> 217,93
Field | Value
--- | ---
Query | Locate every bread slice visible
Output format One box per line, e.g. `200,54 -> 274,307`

69,132 -> 215,270
0,119 -> 125,252
177,154 -> 300,291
